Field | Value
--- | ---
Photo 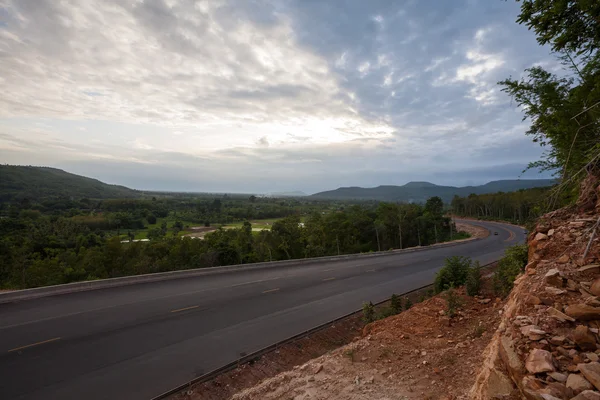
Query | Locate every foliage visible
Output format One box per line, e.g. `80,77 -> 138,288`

362,302 -> 375,323
434,256 -> 474,293
444,287 -> 463,318
390,294 -> 402,314
450,187 -> 559,224
500,0 -> 600,193
404,297 -> 412,310
493,244 -> 529,297
466,262 -> 482,296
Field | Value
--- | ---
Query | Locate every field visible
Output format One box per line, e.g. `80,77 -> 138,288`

119,217 -> 290,241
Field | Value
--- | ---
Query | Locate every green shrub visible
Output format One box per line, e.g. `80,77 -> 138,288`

377,307 -> 395,320
493,244 -> 528,297
390,294 -> 402,314
362,301 -> 375,323
404,297 -> 412,310
445,287 -> 463,317
434,256 -> 473,293
466,262 -> 482,296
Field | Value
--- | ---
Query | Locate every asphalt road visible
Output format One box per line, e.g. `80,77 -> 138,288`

0,220 -> 524,400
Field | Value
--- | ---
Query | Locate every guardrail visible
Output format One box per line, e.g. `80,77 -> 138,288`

0,235 -> 482,304
151,260 -> 497,400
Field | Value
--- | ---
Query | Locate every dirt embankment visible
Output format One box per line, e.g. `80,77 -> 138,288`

471,173 -> 600,400
455,221 -> 489,239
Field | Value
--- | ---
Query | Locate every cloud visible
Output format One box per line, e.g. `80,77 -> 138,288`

0,0 -> 557,193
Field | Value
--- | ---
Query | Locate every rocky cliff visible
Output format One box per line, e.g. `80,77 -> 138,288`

470,174 -> 600,400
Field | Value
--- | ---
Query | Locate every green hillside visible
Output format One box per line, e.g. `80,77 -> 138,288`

0,165 -> 139,202
310,179 -> 557,203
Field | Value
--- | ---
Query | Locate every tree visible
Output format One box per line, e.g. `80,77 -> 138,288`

147,214 -> 157,225
425,196 -> 444,219
249,195 -> 257,203
500,0 -> 600,192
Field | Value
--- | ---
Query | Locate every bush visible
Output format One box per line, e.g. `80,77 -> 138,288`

362,301 -> 375,323
445,287 -> 463,317
377,307 -> 395,320
434,256 -> 473,293
466,262 -> 482,296
390,294 -> 402,314
493,244 -> 528,297
404,297 -> 412,310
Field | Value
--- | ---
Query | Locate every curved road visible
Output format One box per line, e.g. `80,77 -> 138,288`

0,220 -> 524,400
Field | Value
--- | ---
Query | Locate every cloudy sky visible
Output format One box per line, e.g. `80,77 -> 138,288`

0,0 -> 558,194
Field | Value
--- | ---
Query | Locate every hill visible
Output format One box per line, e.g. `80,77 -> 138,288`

309,179 -> 556,203
0,165 -> 140,202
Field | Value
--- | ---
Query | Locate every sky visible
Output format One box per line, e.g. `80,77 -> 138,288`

0,0 -> 559,194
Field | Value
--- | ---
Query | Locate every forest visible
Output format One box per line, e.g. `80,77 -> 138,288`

0,194 -> 461,289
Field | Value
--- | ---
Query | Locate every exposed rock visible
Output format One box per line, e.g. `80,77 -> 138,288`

558,254 -> 570,264
566,304 -> 600,321
526,349 -> 555,374
485,369 -> 515,399
548,229 -> 555,236
568,280 -> 580,291
522,375 -> 546,399
550,336 -> 566,345
545,269 -> 564,287
527,295 -> 543,306
571,390 -> 600,400
578,362 -> 600,390
579,264 -> 600,274
589,353 -> 600,362
567,374 -> 594,392
542,381 -> 571,399
574,325 -> 598,351
545,287 -> 567,295
585,297 -> 600,307
313,364 -> 323,374
500,335 -> 524,382
591,279 -> 600,297
548,307 -> 576,322
535,232 -> 549,241
548,372 -> 568,383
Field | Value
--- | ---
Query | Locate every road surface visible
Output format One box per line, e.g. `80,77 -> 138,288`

0,220 -> 524,400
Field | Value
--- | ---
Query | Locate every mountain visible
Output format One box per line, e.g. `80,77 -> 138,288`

309,179 -> 557,203
0,165 -> 140,202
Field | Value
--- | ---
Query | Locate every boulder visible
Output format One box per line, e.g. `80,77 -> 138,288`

591,279 -> 600,297
550,336 -> 566,345
548,372 -> 568,382
567,304 -> 600,321
558,254 -> 570,264
567,374 -> 594,392
500,335 -> 524,382
571,391 -> 600,400
548,307 -> 576,322
578,362 -> 600,390
548,229 -> 555,236
574,325 -> 598,351
545,269 -> 564,287
579,264 -> 600,274
535,232 -> 549,241
545,287 -> 567,295
526,349 -> 555,374
485,369 -> 515,399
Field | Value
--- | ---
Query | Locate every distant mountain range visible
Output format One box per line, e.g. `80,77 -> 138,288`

0,165 -> 139,201
309,179 -> 557,203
